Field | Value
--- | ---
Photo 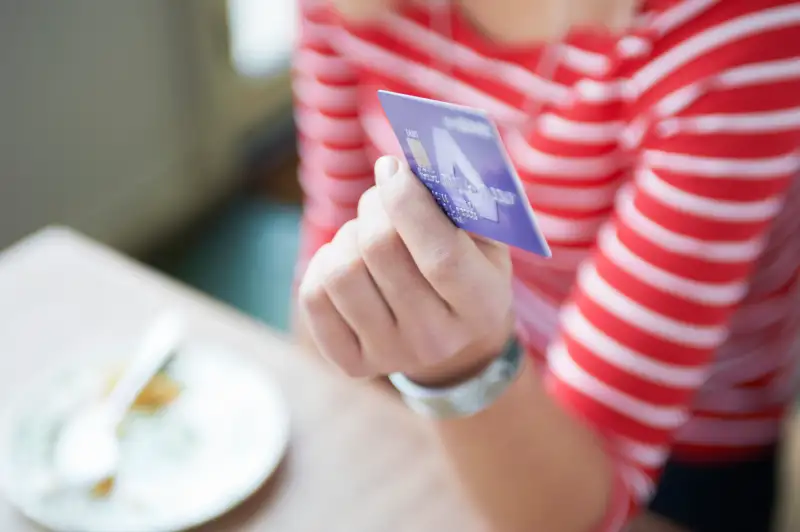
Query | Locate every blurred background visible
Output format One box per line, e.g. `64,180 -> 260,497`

0,0 -> 302,331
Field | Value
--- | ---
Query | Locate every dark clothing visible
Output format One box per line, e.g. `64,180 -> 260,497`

648,448 -> 778,532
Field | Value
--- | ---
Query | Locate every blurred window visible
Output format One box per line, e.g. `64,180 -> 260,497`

227,0 -> 297,78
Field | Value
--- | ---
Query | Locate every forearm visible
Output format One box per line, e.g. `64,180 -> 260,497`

431,359 -> 613,532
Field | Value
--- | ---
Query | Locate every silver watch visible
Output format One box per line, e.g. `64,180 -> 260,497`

388,337 -> 524,419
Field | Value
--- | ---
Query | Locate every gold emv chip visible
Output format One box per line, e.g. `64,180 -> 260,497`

406,137 -> 432,169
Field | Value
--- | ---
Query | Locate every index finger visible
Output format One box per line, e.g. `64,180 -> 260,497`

374,156 -> 506,318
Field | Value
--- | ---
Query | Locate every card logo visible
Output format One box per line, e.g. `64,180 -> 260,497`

433,127 -> 500,222
443,115 -> 493,139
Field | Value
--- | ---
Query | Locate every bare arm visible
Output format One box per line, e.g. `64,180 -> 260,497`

426,361 -> 614,532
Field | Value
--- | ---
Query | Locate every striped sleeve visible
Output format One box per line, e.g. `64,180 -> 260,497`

293,0 -> 373,276
544,13 -> 800,530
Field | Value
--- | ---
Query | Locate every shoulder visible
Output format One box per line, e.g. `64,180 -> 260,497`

642,2 -> 800,81
631,1 -> 800,122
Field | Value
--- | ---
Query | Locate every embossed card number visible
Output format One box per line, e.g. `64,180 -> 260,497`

377,90 -> 551,257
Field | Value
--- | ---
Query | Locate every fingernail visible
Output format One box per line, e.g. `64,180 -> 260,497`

375,156 -> 399,185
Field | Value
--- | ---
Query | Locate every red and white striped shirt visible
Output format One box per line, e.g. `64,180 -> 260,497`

293,0 -> 800,528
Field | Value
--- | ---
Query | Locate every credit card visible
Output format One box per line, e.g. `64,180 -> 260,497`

377,90 -> 551,258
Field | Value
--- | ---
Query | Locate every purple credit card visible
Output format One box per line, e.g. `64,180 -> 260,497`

377,90 -> 551,258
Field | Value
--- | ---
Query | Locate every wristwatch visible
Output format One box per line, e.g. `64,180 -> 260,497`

388,337 -> 525,419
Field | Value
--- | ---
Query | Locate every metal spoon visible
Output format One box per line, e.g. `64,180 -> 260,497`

52,312 -> 185,489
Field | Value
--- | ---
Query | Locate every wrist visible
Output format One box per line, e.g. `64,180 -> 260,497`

404,357 -> 496,387
405,320 -> 516,387
389,336 -> 525,419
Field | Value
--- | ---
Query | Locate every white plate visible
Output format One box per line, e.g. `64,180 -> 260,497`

0,342 -> 290,532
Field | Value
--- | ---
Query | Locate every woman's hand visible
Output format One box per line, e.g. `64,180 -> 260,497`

299,157 -> 612,532
298,156 -> 514,384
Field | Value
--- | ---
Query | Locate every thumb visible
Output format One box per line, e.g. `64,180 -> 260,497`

376,155 -> 511,277
375,155 -> 463,261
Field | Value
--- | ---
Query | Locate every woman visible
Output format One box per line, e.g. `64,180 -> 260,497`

293,0 -> 800,530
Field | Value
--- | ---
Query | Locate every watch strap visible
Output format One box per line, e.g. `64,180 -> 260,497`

388,337 -> 524,419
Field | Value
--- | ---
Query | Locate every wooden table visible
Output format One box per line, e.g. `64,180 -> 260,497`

0,227 -> 485,532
